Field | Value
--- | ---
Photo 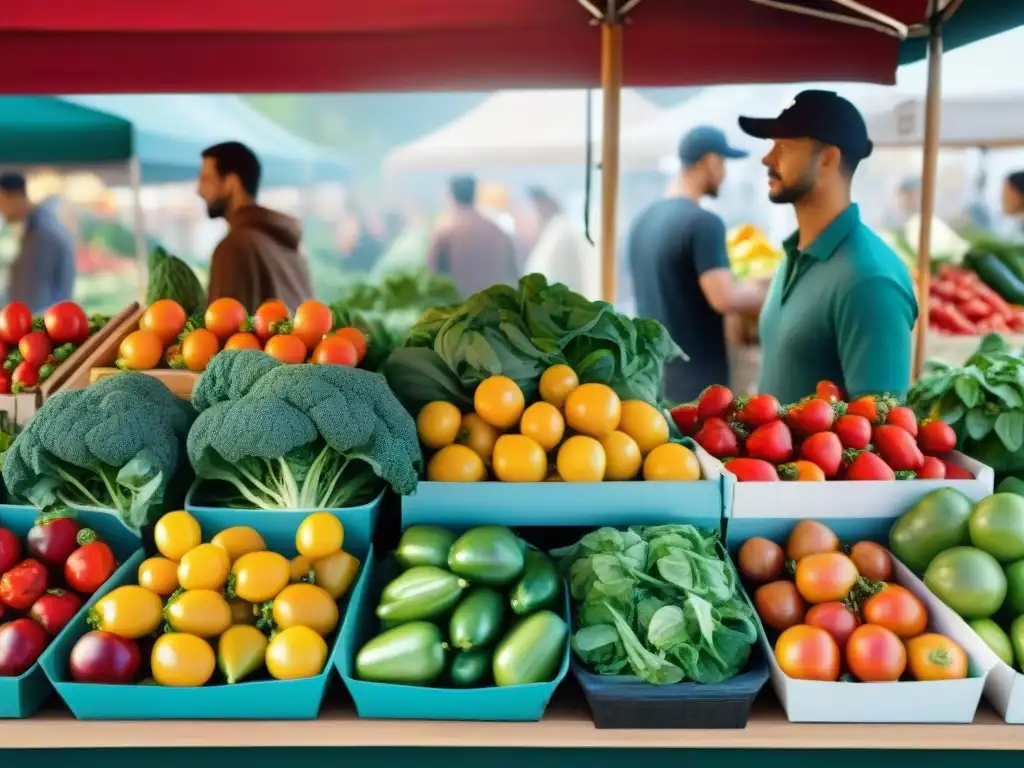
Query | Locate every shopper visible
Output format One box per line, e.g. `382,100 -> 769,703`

198,141 -> 312,311
738,90 -> 918,403
628,126 -> 768,403
0,173 -> 75,313
524,187 -> 599,300
1001,171 -> 1024,231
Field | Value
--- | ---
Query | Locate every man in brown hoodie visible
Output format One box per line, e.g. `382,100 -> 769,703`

198,141 -> 312,311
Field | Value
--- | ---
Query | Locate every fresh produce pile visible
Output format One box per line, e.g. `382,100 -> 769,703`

187,350 -> 421,509
726,224 -> 783,281
740,519 -> 968,683
332,268 -> 459,315
355,525 -> 568,688
928,264 -> 1024,336
66,509 -> 360,687
676,381 -> 971,482
0,511 -> 120,677
890,488 -> 1024,673
0,300 -> 105,394
418,366 -> 700,483
554,525 -> 758,684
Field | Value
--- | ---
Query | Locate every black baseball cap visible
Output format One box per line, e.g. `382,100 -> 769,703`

738,90 -> 873,162
0,173 -> 26,194
678,125 -> 749,166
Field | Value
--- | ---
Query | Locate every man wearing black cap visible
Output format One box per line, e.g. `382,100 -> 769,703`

0,173 -> 75,313
738,90 -> 918,404
628,125 -> 769,403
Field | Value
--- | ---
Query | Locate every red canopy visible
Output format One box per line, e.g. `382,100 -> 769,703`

0,0 -> 929,93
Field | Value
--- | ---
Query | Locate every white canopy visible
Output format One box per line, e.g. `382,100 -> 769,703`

865,92 -> 1024,149
382,89 -> 663,173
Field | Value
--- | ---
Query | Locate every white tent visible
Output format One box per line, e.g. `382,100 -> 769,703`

382,89 -> 662,173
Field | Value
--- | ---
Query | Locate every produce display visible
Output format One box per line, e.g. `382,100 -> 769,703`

726,224 -> 783,281
554,525 -> 758,684
64,509 -> 360,686
355,525 -> 568,688
928,264 -> 1024,336
0,512 -> 120,676
418,368 -> 700,483
677,381 -> 971,482
740,519 -> 968,682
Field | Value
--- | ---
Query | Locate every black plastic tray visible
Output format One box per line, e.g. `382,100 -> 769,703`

572,645 -> 771,729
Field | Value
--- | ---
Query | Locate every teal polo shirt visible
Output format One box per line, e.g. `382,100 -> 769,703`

757,204 -> 918,405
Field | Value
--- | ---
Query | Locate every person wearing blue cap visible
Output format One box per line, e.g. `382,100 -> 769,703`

628,125 -> 769,403
738,90 -> 918,404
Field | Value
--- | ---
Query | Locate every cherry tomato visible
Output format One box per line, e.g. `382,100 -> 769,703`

204,298 -> 249,339
30,589 -> 83,636
846,624 -> 907,682
43,301 -> 90,345
18,330 -> 52,367
26,515 -> 80,567
0,528 -> 21,573
861,584 -> 929,638
264,334 -> 307,364
775,624 -> 840,681
794,552 -> 859,604
292,300 -> 333,351
139,300 -> 187,346
333,327 -> 367,362
224,332 -> 262,351
181,328 -> 220,372
311,336 -> 357,366
754,580 -> 806,631
738,537 -> 785,584
785,520 -> 839,561
0,618 -> 48,676
848,541 -> 893,582
11,361 -> 39,393
804,601 -> 860,651
65,541 -> 117,595
0,559 -> 49,610
906,633 -> 968,681
0,302 -> 32,345
117,330 -> 163,370
252,299 -> 290,343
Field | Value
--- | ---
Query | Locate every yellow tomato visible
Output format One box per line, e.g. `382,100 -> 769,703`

165,589 -> 233,638
90,585 -> 163,639
426,444 -> 487,482
519,402 -> 565,452
266,626 -> 328,680
492,434 -> 547,483
474,375 -> 525,429
154,510 -> 202,561
600,431 -> 643,481
137,556 -> 179,596
416,401 -> 463,449
290,555 -> 315,583
272,583 -> 339,636
231,551 -> 291,603
456,412 -> 500,465
211,526 -> 266,562
564,383 -> 621,437
617,400 -> 670,455
643,443 -> 701,481
151,633 -> 216,687
556,435 -> 607,482
296,512 -> 344,560
177,543 -> 231,591
217,625 -> 269,684
313,550 -> 360,599
539,364 -> 579,410
229,599 -> 256,625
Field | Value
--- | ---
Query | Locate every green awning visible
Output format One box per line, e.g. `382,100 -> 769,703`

900,0 -> 1024,64
0,97 -> 132,165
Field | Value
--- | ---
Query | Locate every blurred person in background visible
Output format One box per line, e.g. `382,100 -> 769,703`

0,172 -> 75,312
339,204 -> 385,273
1001,171 -> 1024,239
958,168 -> 992,233
427,175 -> 518,298
524,187 -> 599,300
628,126 -> 767,403
198,141 -> 311,311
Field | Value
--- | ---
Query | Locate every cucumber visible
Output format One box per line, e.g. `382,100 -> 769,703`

377,566 -> 467,623
396,525 -> 459,570
509,549 -> 560,616
448,647 -> 492,687
448,525 -> 525,587
449,587 -> 505,649
355,621 -> 447,685
492,609 -> 568,687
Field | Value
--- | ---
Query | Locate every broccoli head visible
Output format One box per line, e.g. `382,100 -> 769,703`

188,350 -> 422,510
2,372 -> 196,531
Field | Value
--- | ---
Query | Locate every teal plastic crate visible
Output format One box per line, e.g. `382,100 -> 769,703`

39,508 -> 371,720
338,547 -> 570,721
0,504 -> 142,718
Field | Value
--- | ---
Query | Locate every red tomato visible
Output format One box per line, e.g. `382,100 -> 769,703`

885,406 -> 919,438
10,361 -> 39,393
862,584 -> 929,638
64,541 -> 117,595
745,420 -> 793,464
0,618 -> 49,676
816,380 -> 844,403
785,520 -> 839,562
0,371 -> 11,395
292,300 -> 334,351
0,559 -> 49,610
872,425 -> 924,472
734,394 -> 781,427
786,398 -> 836,434
697,384 -> 734,420
668,403 -> 699,436
754,580 -> 806,631
848,541 -> 893,582
844,451 -> 896,481
834,414 -> 872,450
805,602 -> 860,651
0,528 -> 21,573
0,302 -> 32,345
30,589 -> 83,636
312,336 -> 358,366
918,420 -> 957,454
26,515 -> 81,568
846,624 -> 907,682
18,330 -> 52,367
724,457 -> 779,482
693,417 -> 739,458
333,327 -> 367,363
252,299 -> 290,343
794,552 -> 859,604
738,538 -> 785,583
43,301 -> 90,345
775,625 -> 841,681
799,431 -> 843,478
69,631 -> 141,684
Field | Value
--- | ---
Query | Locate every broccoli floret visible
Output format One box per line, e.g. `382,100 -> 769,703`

188,350 -> 422,510
2,373 -> 196,531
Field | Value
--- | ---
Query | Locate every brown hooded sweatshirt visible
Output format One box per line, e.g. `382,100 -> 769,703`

207,204 -> 313,312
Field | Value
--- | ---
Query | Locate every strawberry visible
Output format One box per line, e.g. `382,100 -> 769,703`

846,394 -> 896,425
694,417 -> 739,458
917,456 -> 946,479
668,402 -> 700,436
834,414 -> 872,450
734,394 -> 781,427
885,406 -> 919,437
697,384 -> 735,421
724,457 -> 779,482
873,424 -> 925,472
844,450 -> 896,481
918,419 -> 957,454
816,380 -> 845,404
799,431 -> 843,478
29,588 -> 83,636
745,420 -> 793,464
785,397 -> 841,434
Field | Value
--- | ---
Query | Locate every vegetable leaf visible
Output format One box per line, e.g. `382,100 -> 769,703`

996,411 -> 1024,453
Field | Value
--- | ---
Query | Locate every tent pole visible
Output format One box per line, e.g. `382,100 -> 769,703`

599,19 -> 623,304
128,155 -> 147,301
912,6 -> 943,380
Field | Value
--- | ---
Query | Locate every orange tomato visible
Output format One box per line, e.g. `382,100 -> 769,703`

264,334 -> 307,364
779,460 -> 825,481
181,328 -> 220,372
845,624 -> 906,682
785,520 -> 839,562
861,584 -> 928,638
794,552 -> 858,604
906,633 -> 968,681
224,332 -> 262,351
292,301 -> 333,351
252,299 -> 290,342
774,625 -> 840,681
492,435 -> 547,483
333,327 -> 367,363
205,298 -> 248,339
312,336 -> 357,366
118,330 -> 164,370
139,300 -> 187,345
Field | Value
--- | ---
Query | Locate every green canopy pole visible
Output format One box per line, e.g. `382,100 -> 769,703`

128,155 -> 147,301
